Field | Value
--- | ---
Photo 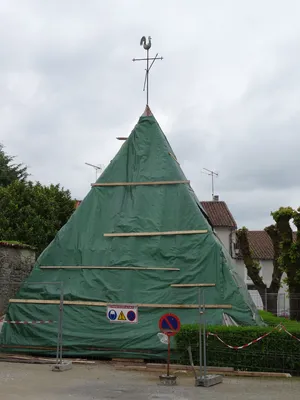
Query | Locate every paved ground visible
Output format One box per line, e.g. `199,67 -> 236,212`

0,361 -> 299,400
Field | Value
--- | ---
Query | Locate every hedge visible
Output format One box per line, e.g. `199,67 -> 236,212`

259,310 -> 300,329
175,312 -> 300,374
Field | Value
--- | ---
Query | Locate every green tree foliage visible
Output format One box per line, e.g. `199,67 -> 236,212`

0,180 -> 75,254
0,143 -> 28,187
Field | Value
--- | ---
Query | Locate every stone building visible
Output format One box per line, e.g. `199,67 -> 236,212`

0,241 -> 36,316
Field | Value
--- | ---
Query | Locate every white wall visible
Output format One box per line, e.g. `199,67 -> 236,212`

214,227 -> 232,254
235,258 -> 289,315
234,258 -> 245,281
235,258 -> 287,293
215,229 -> 287,294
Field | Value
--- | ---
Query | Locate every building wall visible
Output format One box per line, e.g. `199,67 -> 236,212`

215,228 -> 286,295
0,246 -> 35,315
214,227 -> 232,254
235,258 -> 289,315
234,258 -> 245,281
214,228 -> 290,316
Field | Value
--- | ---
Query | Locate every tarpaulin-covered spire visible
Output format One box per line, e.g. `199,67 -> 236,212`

142,105 -> 153,116
1,112 -> 262,358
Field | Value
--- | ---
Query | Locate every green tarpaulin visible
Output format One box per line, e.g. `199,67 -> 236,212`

0,106 -> 262,359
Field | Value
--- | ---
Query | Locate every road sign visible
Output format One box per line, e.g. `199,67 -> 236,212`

118,311 -> 126,321
107,304 -> 138,323
108,309 -> 117,321
127,310 -> 137,322
158,313 -> 181,337
158,313 -> 181,377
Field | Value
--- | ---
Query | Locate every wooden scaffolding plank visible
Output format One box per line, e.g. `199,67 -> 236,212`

168,152 -> 180,164
39,266 -> 180,271
104,230 -> 208,237
170,283 -> 216,288
91,180 -> 190,187
9,299 -> 232,309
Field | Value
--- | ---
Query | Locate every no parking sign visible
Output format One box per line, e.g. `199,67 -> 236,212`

158,313 -> 181,336
158,313 -> 181,377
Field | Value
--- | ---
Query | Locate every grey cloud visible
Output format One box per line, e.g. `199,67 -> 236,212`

2,0 -> 300,231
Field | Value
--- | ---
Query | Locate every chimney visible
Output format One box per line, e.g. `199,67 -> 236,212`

213,195 -> 219,201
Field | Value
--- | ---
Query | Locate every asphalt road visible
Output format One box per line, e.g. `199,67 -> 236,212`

0,361 -> 299,400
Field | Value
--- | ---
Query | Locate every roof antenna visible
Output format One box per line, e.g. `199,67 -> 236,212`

202,168 -> 219,200
85,162 -> 104,182
132,36 -> 163,107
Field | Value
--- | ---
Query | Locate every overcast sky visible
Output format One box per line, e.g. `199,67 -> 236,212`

1,0 -> 300,230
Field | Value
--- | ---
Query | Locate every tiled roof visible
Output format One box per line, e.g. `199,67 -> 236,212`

75,199 -> 237,228
200,201 -> 237,228
237,231 -> 297,260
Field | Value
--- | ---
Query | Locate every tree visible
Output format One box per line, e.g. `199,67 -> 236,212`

271,207 -> 300,320
237,207 -> 300,320
0,180 -> 76,254
0,143 -> 28,187
236,226 -> 282,315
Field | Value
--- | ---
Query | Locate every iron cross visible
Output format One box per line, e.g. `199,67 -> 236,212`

132,36 -> 163,106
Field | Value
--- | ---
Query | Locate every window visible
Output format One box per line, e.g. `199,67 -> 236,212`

247,284 -> 256,291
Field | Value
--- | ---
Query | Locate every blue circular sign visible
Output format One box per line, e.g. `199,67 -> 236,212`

108,309 -> 117,320
127,310 -> 136,322
161,315 -> 179,330
159,313 -> 181,337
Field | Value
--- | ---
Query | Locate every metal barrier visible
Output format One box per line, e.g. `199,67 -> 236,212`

0,279 -> 64,365
248,290 -> 300,319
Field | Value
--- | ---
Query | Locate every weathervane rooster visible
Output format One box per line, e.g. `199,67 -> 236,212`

140,36 -> 152,50
133,35 -> 163,106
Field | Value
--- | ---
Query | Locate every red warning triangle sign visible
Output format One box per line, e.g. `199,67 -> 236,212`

118,311 -> 126,321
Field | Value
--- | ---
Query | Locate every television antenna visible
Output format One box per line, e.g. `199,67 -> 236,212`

202,168 -> 219,200
85,162 -> 104,181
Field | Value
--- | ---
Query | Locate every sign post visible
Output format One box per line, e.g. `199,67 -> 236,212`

158,313 -> 181,385
167,334 -> 170,376
196,288 -> 223,387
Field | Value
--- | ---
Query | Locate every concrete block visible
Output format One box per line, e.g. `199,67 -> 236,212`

159,374 -> 177,386
195,374 -> 223,387
52,361 -> 73,372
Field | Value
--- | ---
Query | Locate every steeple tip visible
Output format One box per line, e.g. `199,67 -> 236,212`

142,105 -> 153,117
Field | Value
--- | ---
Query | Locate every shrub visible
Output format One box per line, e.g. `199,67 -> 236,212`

258,310 -> 300,329
175,321 -> 300,374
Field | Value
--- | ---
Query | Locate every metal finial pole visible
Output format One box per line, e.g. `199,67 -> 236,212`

146,48 -> 149,105
133,36 -> 163,106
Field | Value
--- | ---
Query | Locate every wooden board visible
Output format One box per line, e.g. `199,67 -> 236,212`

168,152 -> 180,164
0,353 -> 95,365
9,299 -> 232,309
40,266 -> 180,271
114,365 -> 291,378
104,230 -> 208,237
170,283 -> 216,288
91,180 -> 190,187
